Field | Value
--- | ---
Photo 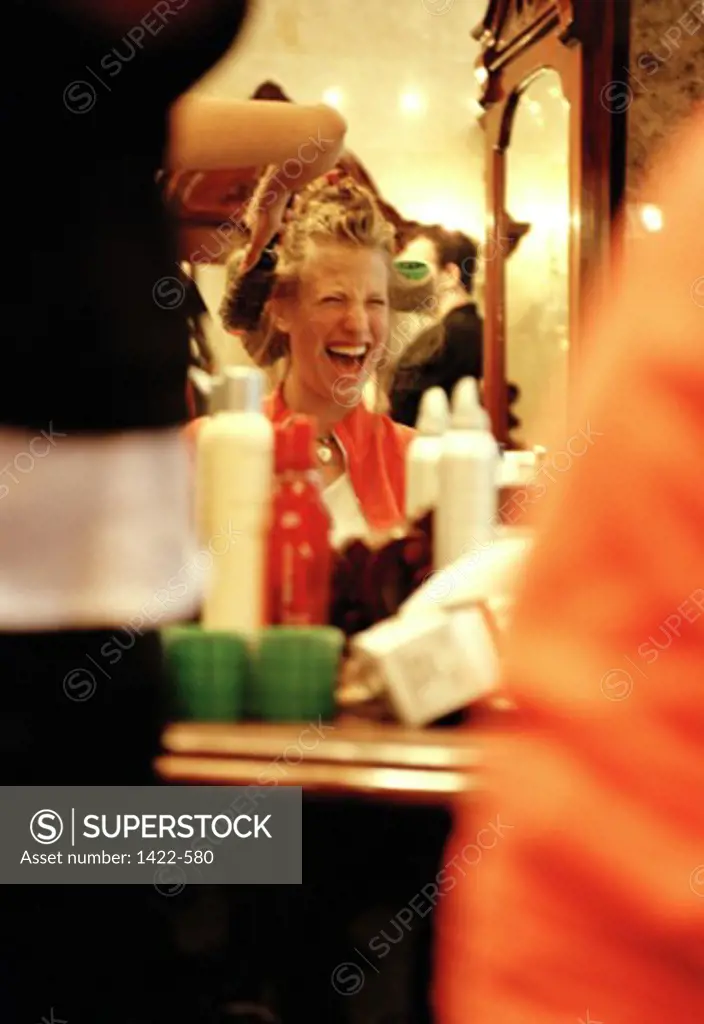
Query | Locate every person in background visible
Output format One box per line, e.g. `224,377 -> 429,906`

390,225 -> 522,436
389,226 -> 483,427
2,3 -> 346,1022
435,109 -> 704,1023
214,175 -> 420,549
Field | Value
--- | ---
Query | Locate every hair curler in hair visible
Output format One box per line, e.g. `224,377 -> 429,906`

223,236 -> 280,332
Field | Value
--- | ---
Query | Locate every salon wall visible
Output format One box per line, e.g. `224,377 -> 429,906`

189,0 -> 488,368
625,0 -> 704,215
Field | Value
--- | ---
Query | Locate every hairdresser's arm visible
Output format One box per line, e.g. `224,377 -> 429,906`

168,97 -> 347,180
169,97 -> 347,266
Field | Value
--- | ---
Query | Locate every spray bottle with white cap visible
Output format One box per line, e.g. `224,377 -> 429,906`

435,377 -> 499,569
405,386 -> 450,522
197,367 -> 273,635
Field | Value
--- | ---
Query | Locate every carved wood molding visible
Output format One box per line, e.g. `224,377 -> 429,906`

502,214 -> 532,256
474,0 -> 575,51
473,0 -> 576,103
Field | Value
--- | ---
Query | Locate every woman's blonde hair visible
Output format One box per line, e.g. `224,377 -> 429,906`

219,175 -> 436,393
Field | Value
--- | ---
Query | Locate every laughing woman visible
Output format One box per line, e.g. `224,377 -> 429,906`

215,175 -> 424,546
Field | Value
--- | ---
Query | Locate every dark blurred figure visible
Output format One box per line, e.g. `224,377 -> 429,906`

1,3 -> 346,1022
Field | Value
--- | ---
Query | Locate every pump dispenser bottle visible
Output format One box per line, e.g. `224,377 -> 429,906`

435,377 -> 499,569
405,386 -> 450,522
197,367 -> 273,634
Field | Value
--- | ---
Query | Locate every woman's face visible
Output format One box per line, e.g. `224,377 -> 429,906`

278,239 -> 390,406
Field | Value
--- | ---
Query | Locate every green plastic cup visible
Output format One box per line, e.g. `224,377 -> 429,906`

251,626 -> 345,722
161,624 -> 250,722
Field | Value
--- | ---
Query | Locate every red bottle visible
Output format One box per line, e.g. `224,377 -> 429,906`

266,415 -> 333,626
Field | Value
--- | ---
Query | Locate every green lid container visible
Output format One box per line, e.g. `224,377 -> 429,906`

394,259 -> 433,281
251,626 -> 345,722
161,624 -> 249,722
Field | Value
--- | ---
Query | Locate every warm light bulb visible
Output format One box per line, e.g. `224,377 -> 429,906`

322,87 -> 343,109
640,203 -> 663,232
399,90 -> 425,114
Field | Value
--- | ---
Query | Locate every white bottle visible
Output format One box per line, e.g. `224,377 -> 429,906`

435,377 -> 499,569
196,367 -> 273,635
405,386 -> 450,521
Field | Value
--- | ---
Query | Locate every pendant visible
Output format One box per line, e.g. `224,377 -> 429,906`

317,443 -> 333,465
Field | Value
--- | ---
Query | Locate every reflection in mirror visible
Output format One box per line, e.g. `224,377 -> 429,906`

505,69 -> 570,449
177,1 -> 494,574
168,1 -> 491,432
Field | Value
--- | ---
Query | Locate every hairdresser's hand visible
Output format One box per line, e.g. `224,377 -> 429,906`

242,193 -> 290,271
242,168 -> 292,272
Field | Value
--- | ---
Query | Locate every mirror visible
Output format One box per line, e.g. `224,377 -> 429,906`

504,69 -> 570,448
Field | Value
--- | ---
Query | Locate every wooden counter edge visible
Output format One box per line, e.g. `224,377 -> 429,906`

154,755 -> 478,806
160,721 -> 482,771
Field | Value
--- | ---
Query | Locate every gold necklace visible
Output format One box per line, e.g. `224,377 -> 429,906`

316,434 -> 336,464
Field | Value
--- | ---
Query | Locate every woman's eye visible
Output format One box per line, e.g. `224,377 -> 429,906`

321,295 -> 344,304
368,298 -> 387,307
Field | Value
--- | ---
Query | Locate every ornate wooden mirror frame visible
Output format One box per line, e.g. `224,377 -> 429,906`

475,0 -> 630,443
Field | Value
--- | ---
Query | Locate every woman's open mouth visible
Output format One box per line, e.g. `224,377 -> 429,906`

323,344 -> 371,374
